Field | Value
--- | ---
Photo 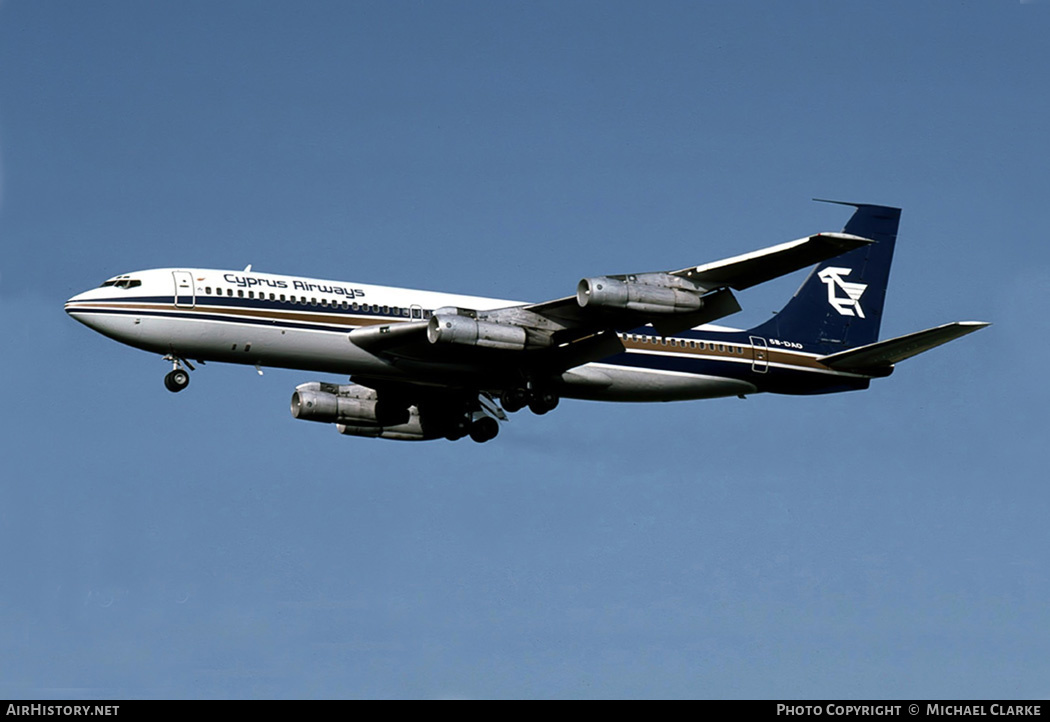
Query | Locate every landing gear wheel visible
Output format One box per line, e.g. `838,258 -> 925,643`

469,416 -> 499,443
444,416 -> 470,441
164,369 -> 190,393
500,387 -> 528,413
527,390 -> 559,415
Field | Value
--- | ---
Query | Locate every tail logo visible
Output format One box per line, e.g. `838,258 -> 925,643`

818,267 -> 867,318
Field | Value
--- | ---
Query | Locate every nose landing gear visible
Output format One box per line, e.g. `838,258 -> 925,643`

162,355 -> 194,393
164,369 -> 190,392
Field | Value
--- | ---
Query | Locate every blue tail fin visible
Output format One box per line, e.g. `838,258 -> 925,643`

748,202 -> 901,354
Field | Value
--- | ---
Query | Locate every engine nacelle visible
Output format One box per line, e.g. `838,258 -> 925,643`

290,382 -> 379,424
336,422 -> 427,442
427,314 -> 527,351
291,382 -> 431,440
576,275 -> 703,314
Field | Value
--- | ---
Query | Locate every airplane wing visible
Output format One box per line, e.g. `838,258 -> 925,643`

351,231 -> 874,377
521,231 -> 872,337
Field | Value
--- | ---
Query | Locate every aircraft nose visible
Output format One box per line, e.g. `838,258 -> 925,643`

65,289 -> 89,315
64,288 -> 102,327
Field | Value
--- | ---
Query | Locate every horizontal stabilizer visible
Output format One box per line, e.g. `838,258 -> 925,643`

818,321 -> 990,372
679,232 -> 873,291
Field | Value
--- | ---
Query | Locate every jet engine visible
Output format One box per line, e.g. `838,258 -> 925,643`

576,274 -> 703,314
289,381 -> 501,442
291,381 -> 380,424
290,382 -> 427,440
427,313 -> 527,351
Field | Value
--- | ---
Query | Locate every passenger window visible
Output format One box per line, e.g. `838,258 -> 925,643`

238,290 -> 244,298
205,287 -> 212,294
248,291 -> 254,299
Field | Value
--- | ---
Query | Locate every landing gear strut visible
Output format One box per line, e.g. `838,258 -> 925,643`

162,355 -> 193,393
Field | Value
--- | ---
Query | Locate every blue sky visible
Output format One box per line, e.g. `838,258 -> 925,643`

1,0 -> 1048,699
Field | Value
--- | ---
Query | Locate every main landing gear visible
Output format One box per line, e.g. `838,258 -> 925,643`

162,355 -> 194,393
439,408 -> 501,444
468,416 -> 499,443
428,393 -> 506,444
500,385 -> 559,415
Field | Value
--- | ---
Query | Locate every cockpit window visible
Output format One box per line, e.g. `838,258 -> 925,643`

99,278 -> 142,289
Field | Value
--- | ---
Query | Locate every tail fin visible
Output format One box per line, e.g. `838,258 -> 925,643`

748,201 -> 901,354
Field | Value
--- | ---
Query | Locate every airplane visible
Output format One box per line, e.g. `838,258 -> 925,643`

64,201 -> 988,443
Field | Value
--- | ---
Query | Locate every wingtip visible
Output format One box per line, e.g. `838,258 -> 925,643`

813,198 -> 860,207
812,198 -> 903,212
815,231 -> 876,245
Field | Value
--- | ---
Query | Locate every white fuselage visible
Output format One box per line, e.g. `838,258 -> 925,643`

65,268 -> 760,402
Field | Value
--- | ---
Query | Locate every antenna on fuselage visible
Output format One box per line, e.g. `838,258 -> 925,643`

243,264 -> 252,272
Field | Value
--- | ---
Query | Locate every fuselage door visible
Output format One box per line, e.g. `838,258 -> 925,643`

750,335 -> 769,374
173,271 -> 195,308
